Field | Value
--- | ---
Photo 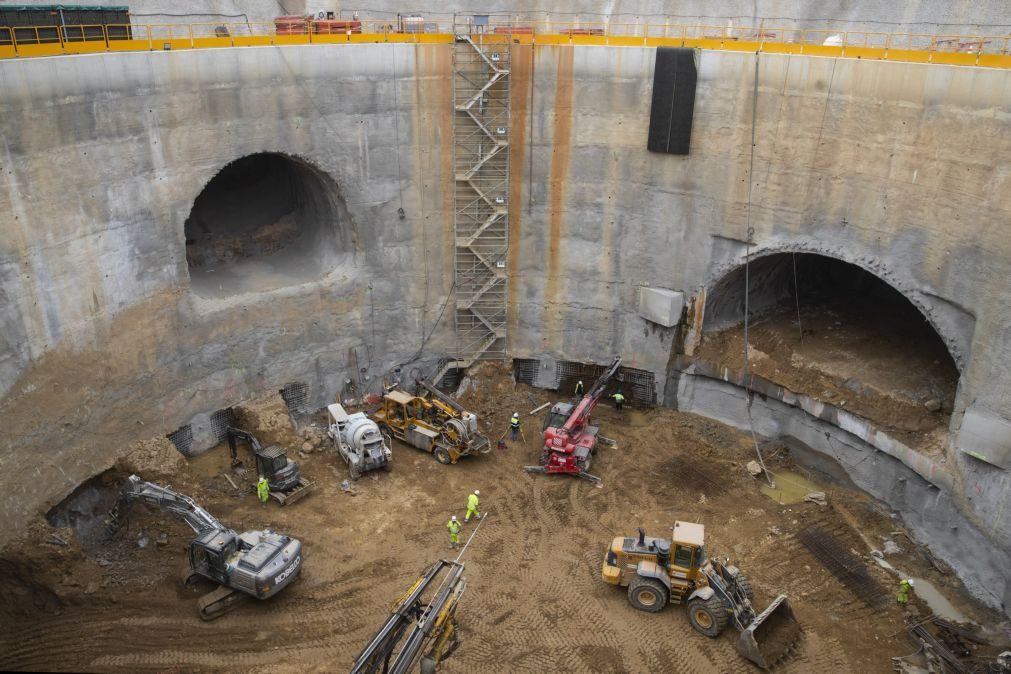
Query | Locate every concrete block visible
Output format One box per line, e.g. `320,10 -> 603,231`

958,405 -> 1011,469
638,287 -> 685,328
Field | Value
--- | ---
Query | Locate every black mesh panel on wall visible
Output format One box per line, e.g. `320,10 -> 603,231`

647,48 -> 698,155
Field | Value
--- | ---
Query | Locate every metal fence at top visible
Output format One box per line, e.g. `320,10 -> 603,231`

0,19 -> 1007,68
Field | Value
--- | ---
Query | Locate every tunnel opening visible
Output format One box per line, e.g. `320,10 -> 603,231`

698,253 -> 959,448
184,153 -> 345,297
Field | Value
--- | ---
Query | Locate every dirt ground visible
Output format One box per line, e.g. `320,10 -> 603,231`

695,299 -> 960,459
0,364 -> 1002,673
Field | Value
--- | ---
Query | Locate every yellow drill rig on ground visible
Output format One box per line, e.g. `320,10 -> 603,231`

350,560 -> 466,674
602,521 -> 801,670
369,379 -> 489,465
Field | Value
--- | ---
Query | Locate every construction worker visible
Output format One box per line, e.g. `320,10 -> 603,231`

510,413 -> 520,441
611,390 -> 626,411
574,380 -> 584,396
465,490 -> 481,523
447,515 -> 461,550
257,476 -> 270,506
897,578 -> 913,605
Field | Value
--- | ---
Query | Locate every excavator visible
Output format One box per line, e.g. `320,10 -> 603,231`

350,560 -> 467,674
226,426 -> 315,505
524,355 -> 622,483
369,379 -> 489,465
602,521 -> 801,670
109,475 -> 303,620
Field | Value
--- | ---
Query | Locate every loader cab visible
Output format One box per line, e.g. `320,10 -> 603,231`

190,528 -> 238,585
670,521 -> 706,582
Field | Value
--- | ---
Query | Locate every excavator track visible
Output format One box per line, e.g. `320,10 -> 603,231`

197,585 -> 246,621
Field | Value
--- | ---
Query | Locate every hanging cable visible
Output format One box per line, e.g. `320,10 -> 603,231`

743,51 -> 775,489
391,44 -> 405,215
792,251 -> 804,348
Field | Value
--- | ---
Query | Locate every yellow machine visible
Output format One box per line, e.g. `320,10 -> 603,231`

350,560 -> 466,674
602,522 -> 801,670
369,384 -> 489,464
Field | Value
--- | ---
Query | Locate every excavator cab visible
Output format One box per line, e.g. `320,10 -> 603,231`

254,445 -> 298,492
189,528 -> 237,585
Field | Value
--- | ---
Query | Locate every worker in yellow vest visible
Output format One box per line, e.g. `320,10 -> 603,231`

257,476 -> 270,506
574,380 -> 584,396
465,490 -> 481,523
447,515 -> 461,550
611,391 -> 626,411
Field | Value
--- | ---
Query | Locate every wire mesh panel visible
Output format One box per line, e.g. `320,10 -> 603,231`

452,30 -> 511,366
512,358 -> 539,385
166,425 -> 194,456
279,382 -> 309,414
209,407 -> 237,442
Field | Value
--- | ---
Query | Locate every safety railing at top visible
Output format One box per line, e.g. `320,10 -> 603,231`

0,19 -> 1008,69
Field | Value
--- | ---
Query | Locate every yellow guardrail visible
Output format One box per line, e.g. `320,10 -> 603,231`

1,20 -> 1008,69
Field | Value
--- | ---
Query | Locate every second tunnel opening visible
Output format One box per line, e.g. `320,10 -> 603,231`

698,253 -> 959,449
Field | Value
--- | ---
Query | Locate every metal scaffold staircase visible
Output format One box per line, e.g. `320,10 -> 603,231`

436,27 -> 511,385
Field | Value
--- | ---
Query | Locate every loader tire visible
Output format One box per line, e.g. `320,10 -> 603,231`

736,574 -> 755,603
688,595 -> 729,638
628,576 -> 668,613
434,447 -> 452,465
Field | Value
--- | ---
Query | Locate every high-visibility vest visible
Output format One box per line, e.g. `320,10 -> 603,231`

447,520 -> 460,534
613,393 -> 625,402
510,415 -> 520,428
468,493 -> 479,510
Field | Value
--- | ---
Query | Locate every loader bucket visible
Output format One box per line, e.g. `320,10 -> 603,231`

735,594 -> 801,670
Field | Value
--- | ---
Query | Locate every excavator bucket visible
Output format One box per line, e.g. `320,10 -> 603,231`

735,594 -> 801,670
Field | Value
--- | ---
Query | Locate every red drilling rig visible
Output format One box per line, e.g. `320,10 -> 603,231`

525,355 -> 622,484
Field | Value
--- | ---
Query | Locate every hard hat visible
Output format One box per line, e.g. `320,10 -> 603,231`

514,412 -> 519,416
578,380 -> 583,383
451,515 -> 457,521
907,579 -> 915,587
474,490 -> 480,495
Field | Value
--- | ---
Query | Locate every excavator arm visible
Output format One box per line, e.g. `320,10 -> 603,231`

122,474 -> 224,534
226,426 -> 263,465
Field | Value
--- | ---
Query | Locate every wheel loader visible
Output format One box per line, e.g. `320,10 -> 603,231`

369,383 -> 489,465
602,521 -> 801,670
110,475 -> 303,620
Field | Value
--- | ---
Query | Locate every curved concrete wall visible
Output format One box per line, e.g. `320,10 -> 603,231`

0,45 -> 457,544
2,44 -> 1009,610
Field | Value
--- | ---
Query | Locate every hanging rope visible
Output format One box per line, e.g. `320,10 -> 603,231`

743,51 -> 775,489
792,251 -> 804,348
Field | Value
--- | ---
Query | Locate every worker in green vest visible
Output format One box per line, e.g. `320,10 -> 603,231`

611,390 -> 626,411
257,476 -> 270,506
897,578 -> 912,605
447,515 -> 461,550
574,380 -> 584,396
465,490 -> 481,523
510,413 -> 520,441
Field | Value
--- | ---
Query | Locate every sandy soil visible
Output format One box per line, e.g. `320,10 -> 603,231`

695,300 -> 959,458
0,365 -> 1000,673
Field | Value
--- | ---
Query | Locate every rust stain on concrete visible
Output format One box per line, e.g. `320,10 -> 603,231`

543,46 -> 574,352
507,44 -> 533,338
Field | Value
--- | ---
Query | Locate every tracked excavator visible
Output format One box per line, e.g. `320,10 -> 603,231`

327,402 -> 393,479
524,355 -> 622,483
369,379 -> 489,465
602,521 -> 801,670
111,475 -> 303,620
226,426 -> 315,505
350,560 -> 467,674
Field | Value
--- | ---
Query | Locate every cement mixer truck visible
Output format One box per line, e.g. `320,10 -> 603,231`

327,403 -> 393,480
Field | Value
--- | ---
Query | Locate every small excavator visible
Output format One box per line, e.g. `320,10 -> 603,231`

226,426 -> 315,505
350,560 -> 467,674
109,475 -> 303,620
602,521 -> 801,669
524,355 -> 622,483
